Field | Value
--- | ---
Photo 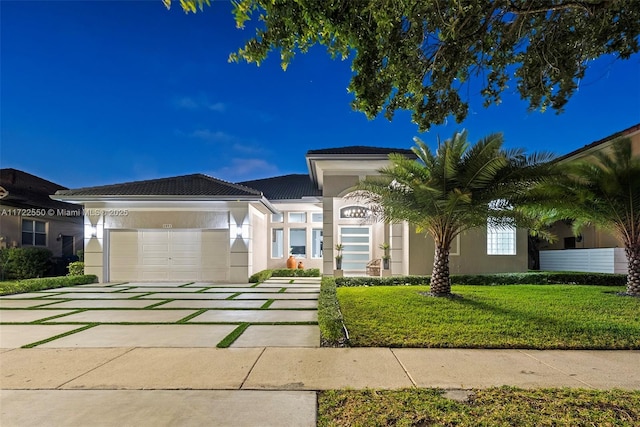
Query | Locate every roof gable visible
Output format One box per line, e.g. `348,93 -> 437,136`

306,145 -> 415,156
238,174 -> 321,200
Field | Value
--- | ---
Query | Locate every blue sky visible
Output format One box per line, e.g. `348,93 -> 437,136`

2,1 -> 639,189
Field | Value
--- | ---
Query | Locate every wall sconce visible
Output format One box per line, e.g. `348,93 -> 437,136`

56,233 -> 63,241
85,225 -> 97,238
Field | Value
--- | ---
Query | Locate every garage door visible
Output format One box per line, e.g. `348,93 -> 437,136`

109,229 -> 229,282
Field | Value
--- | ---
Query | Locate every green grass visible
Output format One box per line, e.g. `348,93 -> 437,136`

318,387 -> 640,426
338,285 -> 640,349
216,323 -> 250,348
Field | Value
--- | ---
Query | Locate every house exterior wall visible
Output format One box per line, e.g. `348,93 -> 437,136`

249,204 -> 268,275
408,227 -> 528,275
542,127 -> 639,252
0,203 -> 83,257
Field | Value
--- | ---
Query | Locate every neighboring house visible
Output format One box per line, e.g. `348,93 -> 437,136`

53,146 -> 527,283
0,168 -> 84,259
539,123 -> 640,274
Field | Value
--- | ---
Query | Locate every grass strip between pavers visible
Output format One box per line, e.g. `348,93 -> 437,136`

226,292 -> 242,300
32,309 -> 88,323
260,300 -> 275,309
278,288 -> 287,293
178,282 -> 195,288
21,323 -> 99,348
216,322 -> 250,348
143,300 -> 175,309
176,309 -> 208,323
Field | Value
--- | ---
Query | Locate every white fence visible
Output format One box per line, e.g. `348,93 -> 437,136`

539,248 -> 628,274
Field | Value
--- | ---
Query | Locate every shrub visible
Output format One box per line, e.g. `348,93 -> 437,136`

318,277 -> 348,347
249,268 -> 321,282
0,247 -> 52,280
0,274 -> 98,296
67,261 -> 84,276
249,269 -> 273,283
335,272 -> 627,287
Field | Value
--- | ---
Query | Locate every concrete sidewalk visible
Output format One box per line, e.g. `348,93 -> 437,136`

2,347 -> 638,390
2,347 -> 638,426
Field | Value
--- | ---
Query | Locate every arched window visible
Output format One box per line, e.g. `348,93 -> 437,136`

339,205 -> 371,219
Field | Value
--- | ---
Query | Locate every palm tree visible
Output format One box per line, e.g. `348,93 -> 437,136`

353,131 -> 554,296
534,137 -> 640,296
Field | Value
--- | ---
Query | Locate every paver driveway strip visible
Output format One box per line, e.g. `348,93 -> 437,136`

43,309 -> 197,323
0,309 -> 77,323
189,309 -> 317,323
231,325 -> 320,348
38,325 -> 238,348
42,299 -> 158,309
0,325 -> 85,348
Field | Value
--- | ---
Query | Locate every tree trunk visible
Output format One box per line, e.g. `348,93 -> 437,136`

625,244 -> 640,296
430,245 -> 451,296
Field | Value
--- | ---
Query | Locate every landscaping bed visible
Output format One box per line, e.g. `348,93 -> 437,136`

318,387 -> 640,426
0,275 -> 98,296
337,285 -> 640,349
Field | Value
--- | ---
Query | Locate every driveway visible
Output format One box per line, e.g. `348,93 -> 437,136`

0,277 -> 320,348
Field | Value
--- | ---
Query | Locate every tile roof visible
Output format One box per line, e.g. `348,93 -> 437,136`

54,174 -> 263,198
555,122 -> 640,162
306,146 -> 415,156
0,168 -> 79,210
238,174 -> 322,200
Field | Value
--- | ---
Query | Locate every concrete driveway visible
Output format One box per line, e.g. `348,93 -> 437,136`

0,277 -> 320,349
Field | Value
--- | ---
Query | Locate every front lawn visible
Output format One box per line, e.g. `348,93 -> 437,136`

318,387 -> 640,426
338,285 -> 640,349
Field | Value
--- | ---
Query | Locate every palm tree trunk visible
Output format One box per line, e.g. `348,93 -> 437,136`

625,244 -> 640,296
430,245 -> 451,296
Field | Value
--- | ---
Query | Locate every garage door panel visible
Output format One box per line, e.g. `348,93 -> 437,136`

110,229 -> 230,282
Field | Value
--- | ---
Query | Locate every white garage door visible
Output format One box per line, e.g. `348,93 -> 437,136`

109,229 -> 229,282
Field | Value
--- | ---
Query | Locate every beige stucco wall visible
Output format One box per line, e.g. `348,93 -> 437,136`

249,204 -> 267,275
409,227 -> 528,275
0,203 -> 83,257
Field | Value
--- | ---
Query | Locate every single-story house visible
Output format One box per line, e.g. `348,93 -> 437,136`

0,168 -> 84,260
539,123 -> 640,274
53,146 -> 527,283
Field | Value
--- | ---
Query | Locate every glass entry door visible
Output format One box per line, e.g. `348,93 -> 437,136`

339,226 -> 370,275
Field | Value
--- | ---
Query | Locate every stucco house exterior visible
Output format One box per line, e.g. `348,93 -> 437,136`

53,146 -> 528,283
539,123 -> 640,274
0,169 -> 84,260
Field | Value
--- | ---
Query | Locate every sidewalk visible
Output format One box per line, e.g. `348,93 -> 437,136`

2,347 -> 638,426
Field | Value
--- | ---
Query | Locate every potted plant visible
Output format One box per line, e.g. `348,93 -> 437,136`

379,242 -> 391,270
335,243 -> 344,270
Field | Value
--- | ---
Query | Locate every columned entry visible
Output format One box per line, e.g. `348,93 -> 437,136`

339,226 -> 370,276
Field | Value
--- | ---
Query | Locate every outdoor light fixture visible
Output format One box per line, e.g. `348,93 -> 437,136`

85,225 -> 97,238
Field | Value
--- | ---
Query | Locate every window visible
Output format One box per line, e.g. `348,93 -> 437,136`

22,219 -> 46,246
312,228 -> 323,258
311,212 -> 323,223
340,205 -> 371,219
289,228 -> 306,256
271,213 -> 283,223
271,229 -> 284,258
288,212 -> 306,223
487,223 -> 516,255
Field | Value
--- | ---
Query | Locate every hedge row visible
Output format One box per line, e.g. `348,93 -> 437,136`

335,272 -> 627,287
249,268 -> 321,283
0,275 -> 98,296
318,277 -> 348,347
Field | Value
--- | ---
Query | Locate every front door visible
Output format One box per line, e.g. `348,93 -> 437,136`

339,226 -> 370,275
61,235 -> 74,257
